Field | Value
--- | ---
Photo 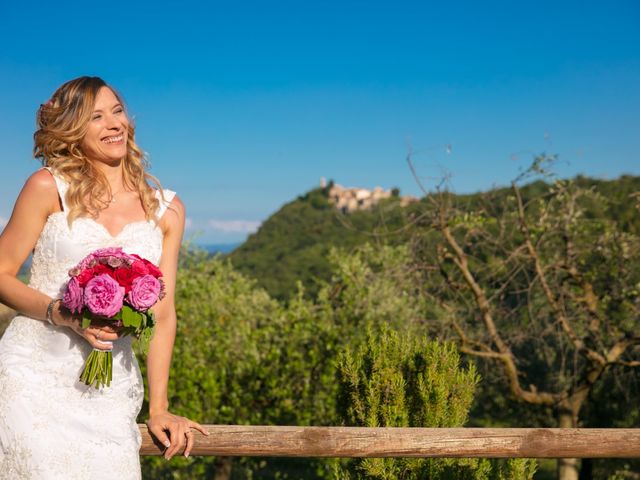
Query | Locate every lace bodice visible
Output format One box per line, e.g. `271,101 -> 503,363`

29,167 -> 174,299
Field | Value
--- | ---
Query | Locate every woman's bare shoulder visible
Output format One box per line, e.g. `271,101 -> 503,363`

160,194 -> 185,234
167,194 -> 185,217
26,167 -> 56,188
20,168 -> 60,214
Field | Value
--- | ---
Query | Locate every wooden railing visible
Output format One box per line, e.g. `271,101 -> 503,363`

138,425 -> 640,458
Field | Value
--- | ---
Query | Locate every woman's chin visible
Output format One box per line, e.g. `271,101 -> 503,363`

89,156 -> 126,167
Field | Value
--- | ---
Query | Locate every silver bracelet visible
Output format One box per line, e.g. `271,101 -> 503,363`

46,298 -> 60,326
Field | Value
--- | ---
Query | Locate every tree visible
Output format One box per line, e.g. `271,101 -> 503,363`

409,156 -> 640,480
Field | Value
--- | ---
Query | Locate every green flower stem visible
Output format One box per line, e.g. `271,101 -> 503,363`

79,349 -> 114,389
107,351 -> 113,386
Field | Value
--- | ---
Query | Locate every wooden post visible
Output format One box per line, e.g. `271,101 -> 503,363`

139,425 -> 640,458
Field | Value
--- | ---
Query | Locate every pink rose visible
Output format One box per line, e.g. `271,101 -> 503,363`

62,277 -> 84,314
84,274 -> 125,318
127,274 -> 161,311
75,254 -> 95,272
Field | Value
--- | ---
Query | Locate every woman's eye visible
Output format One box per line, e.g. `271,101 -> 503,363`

114,108 -> 124,114
92,115 -> 102,120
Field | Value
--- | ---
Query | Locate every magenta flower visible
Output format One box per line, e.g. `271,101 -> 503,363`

127,274 -> 161,311
62,277 -> 84,314
84,274 -> 125,318
75,253 -> 97,272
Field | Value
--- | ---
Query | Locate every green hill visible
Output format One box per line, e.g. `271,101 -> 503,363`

229,174 -> 640,300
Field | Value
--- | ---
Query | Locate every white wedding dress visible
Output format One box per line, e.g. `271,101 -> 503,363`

0,167 -> 175,479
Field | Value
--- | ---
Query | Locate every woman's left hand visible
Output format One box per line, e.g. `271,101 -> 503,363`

146,411 -> 209,459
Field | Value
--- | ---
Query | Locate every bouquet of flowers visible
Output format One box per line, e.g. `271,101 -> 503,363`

62,247 -> 165,389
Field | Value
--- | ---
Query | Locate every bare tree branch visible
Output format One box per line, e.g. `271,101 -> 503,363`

512,182 -> 607,367
437,210 -> 559,406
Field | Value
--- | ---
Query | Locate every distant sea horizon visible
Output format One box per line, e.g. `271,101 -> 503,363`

198,243 -> 241,255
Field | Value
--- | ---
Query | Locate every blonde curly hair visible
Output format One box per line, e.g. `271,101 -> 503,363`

34,76 -> 164,226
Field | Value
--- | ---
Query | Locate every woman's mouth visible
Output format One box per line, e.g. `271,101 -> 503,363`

102,134 -> 124,145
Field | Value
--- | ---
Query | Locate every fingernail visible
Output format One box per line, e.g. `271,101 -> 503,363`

164,441 -> 171,447
185,453 -> 189,458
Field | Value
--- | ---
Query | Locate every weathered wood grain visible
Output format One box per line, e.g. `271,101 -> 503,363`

139,425 -> 640,458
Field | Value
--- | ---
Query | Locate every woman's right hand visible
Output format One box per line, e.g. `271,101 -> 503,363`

52,303 -> 120,350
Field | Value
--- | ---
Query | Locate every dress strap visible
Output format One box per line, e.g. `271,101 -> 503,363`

41,167 -> 175,219
155,189 -> 176,220
41,166 -> 69,212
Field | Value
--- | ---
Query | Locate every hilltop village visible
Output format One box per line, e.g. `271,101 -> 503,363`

321,178 -> 419,213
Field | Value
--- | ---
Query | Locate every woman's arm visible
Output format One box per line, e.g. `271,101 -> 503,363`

0,169 -> 118,348
146,195 -> 183,416
0,170 -> 60,317
145,194 -> 208,459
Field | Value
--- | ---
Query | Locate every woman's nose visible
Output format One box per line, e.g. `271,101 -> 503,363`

105,113 -> 123,129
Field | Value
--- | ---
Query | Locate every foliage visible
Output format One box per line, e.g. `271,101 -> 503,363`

226,167 -> 640,478
230,186 -> 423,300
140,247 -> 338,479
140,242 -> 435,478
122,166 -> 640,479
319,244 -> 431,339
337,327 -> 478,429
139,242 -> 534,479
334,325 -> 536,479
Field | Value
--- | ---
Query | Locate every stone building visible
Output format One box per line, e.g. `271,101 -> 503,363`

325,181 -> 418,213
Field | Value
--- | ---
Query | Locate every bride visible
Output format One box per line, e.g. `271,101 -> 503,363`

0,76 -> 207,478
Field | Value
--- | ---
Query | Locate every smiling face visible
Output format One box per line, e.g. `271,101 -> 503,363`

80,86 -> 129,164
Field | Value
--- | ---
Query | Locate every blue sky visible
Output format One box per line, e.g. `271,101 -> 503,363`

1,1 -> 638,244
